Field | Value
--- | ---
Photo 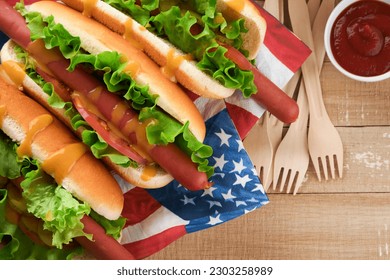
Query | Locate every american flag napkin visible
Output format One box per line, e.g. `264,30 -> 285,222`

0,1 -> 311,259
118,5 -> 311,259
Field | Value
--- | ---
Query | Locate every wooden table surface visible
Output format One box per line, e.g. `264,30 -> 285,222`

147,2 -> 390,260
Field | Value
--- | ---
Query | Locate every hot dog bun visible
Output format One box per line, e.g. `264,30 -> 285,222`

0,39 -> 174,189
27,0 -> 206,142
0,77 -> 123,220
59,0 -> 267,99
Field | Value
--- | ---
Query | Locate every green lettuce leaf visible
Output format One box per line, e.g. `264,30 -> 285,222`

90,211 -> 126,240
0,189 -> 83,259
153,7 -> 215,60
20,167 -> 92,249
104,0 -> 158,26
197,44 -> 257,98
0,131 -> 22,179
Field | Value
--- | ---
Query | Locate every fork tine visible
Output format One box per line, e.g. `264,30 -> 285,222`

285,171 -> 297,194
273,165 -> 282,190
336,153 -> 344,178
278,169 -> 290,192
328,154 -> 336,179
312,156 -> 322,181
261,165 -> 273,191
293,172 -> 306,195
320,156 -> 329,181
256,164 -> 272,192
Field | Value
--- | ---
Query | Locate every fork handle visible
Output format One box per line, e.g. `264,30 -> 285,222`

312,0 -> 336,70
289,0 -> 331,121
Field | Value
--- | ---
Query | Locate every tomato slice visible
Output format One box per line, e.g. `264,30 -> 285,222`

72,95 -> 148,164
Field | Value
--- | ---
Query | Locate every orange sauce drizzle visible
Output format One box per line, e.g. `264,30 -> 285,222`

226,0 -> 245,13
123,19 -> 144,50
17,114 -> 53,158
41,142 -> 88,184
81,0 -> 98,17
141,164 -> 158,181
111,102 -> 129,126
87,86 -> 103,103
161,49 -> 193,82
26,40 -> 60,75
124,60 -> 141,78
0,61 -> 26,88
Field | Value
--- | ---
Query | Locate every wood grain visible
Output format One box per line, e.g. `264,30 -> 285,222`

148,194 -> 390,260
322,62 -> 390,126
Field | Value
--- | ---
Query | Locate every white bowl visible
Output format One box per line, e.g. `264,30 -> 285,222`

324,0 -> 390,82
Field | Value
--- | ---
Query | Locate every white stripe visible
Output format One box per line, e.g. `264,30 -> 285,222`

194,97 -> 226,121
120,206 -> 189,244
256,45 -> 295,89
225,90 -> 266,118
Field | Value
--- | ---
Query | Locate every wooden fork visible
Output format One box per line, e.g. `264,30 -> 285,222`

273,74 -> 309,194
274,0 -> 336,193
263,0 -> 284,20
244,0 -> 285,190
289,0 -> 343,181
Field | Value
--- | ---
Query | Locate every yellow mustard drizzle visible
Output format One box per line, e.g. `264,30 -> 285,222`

0,60 -> 26,88
123,19 -> 144,50
161,48 -> 193,82
141,164 -> 158,181
81,0 -> 98,17
41,142 -> 88,185
226,0 -> 245,13
17,114 -> 53,158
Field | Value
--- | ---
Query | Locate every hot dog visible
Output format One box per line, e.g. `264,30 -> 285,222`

0,77 -> 134,259
60,0 -> 299,123
0,0 -> 214,191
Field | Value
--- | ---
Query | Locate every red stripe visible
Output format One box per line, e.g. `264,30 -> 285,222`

122,188 -> 161,226
252,2 -> 312,72
123,225 -> 187,259
225,102 -> 259,140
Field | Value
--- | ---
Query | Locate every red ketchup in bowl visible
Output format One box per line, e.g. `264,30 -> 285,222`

330,0 -> 390,77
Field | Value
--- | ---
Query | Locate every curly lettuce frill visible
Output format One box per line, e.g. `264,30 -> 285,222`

197,44 -> 257,98
20,168 -> 92,249
16,3 -> 214,177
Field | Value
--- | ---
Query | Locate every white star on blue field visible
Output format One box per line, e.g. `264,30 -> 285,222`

147,109 -> 269,233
